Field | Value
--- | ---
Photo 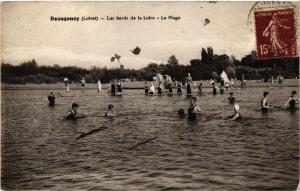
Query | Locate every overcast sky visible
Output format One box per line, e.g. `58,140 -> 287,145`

2,1 -> 259,69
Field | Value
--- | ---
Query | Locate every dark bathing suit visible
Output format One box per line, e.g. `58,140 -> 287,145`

66,109 -> 76,120
188,105 -> 197,119
48,96 -> 55,106
157,87 -> 162,95
117,84 -> 122,93
111,84 -> 116,96
289,96 -> 296,110
145,87 -> 149,95
187,83 -> 191,95
228,97 -> 235,104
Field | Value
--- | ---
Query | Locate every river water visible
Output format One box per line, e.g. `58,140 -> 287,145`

1,87 -> 299,190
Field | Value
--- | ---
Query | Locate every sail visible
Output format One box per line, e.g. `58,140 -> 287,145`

221,71 -> 230,83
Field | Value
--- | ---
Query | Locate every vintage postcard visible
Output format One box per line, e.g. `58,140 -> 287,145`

1,1 -> 299,191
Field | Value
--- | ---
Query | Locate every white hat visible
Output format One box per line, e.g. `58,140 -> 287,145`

234,104 -> 240,111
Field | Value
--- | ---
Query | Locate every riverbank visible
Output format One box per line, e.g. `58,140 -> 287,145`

1,79 -> 299,90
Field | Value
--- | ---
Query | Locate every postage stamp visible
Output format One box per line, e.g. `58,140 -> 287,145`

254,8 -> 297,59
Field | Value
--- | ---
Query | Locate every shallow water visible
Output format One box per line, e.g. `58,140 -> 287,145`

1,87 -> 299,190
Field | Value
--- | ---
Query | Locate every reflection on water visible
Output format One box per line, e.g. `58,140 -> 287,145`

1,87 -> 299,190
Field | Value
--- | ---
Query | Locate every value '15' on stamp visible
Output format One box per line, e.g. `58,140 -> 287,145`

254,8 -> 298,59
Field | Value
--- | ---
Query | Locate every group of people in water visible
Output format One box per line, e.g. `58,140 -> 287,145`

47,74 -> 298,121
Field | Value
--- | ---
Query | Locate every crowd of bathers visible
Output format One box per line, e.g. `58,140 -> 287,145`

47,74 -> 298,121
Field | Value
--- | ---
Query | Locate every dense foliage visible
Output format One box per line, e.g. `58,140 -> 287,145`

1,48 -> 299,84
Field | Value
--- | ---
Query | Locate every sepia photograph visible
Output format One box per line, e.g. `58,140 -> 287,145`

1,1 -> 299,190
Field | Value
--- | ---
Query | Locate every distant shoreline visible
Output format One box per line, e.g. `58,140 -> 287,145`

1,79 -> 299,90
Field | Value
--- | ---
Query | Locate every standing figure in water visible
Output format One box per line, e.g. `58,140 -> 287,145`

97,79 -> 102,93
111,81 -> 116,96
212,83 -> 217,95
177,81 -> 183,95
81,78 -> 86,87
157,83 -> 163,95
64,77 -> 69,86
285,91 -> 298,111
47,91 -> 56,106
229,104 -> 242,121
186,81 -> 192,96
144,81 -> 149,95
117,81 -> 123,96
228,92 -> 235,104
198,80 -> 203,95
188,96 -> 201,119
261,91 -> 273,112
168,83 -> 173,95
105,104 -> 116,117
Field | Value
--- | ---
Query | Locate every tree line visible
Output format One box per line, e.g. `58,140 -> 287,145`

1,47 -> 299,84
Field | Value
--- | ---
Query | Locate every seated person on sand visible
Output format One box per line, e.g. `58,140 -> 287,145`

188,96 -> 201,118
105,104 -> 116,117
228,92 -> 235,104
228,104 -> 242,121
284,91 -> 298,111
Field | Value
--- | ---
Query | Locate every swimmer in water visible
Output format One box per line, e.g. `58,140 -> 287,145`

228,92 -> 235,104
66,103 -> 79,120
228,104 -> 242,121
284,91 -> 298,111
47,91 -> 56,106
177,108 -> 185,117
105,104 -> 116,117
261,91 -> 273,112
188,96 -> 201,118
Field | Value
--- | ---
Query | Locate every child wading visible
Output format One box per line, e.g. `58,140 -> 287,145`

105,104 -> 116,117
188,96 -> 201,119
66,103 -> 79,120
285,91 -> 298,111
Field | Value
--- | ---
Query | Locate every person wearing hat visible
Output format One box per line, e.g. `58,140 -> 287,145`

261,91 -> 273,112
229,104 -> 242,121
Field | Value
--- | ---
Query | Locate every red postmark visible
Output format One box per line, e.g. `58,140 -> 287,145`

254,8 -> 297,59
